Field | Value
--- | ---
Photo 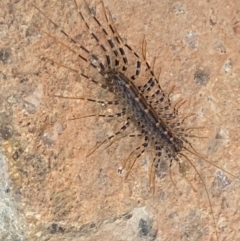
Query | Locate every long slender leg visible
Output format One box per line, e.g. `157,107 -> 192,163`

82,0 -> 142,77
44,57 -> 114,92
87,117 -> 131,157
120,136 -> 149,179
53,95 -> 119,105
33,4 -> 106,73
74,0 -> 113,70
70,109 -> 126,121
100,1 -> 133,73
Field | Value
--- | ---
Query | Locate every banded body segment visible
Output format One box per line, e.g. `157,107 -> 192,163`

106,70 -> 184,159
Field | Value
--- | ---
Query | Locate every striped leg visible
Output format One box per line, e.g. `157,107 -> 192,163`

43,57 -> 115,93
69,108 -> 126,121
120,136 -> 149,179
74,0 -> 113,70
87,117 -> 131,157
33,4 -> 107,74
81,0 -> 142,78
53,95 -> 119,106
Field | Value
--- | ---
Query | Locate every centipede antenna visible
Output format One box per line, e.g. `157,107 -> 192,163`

183,145 -> 239,179
179,152 -> 218,241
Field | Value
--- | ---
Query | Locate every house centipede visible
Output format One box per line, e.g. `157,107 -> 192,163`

33,0 -> 239,240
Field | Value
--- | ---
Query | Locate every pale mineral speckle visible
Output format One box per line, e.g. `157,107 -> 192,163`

223,58 -> 232,73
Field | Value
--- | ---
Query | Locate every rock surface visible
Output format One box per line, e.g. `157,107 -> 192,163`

1,0 -> 240,240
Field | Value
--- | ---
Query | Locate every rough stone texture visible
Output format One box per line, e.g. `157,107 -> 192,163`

1,0 -> 240,241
